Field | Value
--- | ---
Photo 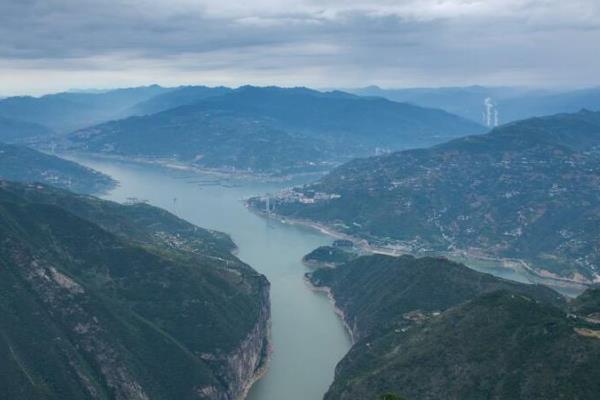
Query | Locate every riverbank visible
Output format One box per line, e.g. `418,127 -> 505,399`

250,208 -> 589,297
67,154 -> 353,400
57,151 -> 330,183
304,276 -> 356,345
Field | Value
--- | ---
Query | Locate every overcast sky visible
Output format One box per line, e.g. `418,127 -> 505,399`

1,0 -> 599,95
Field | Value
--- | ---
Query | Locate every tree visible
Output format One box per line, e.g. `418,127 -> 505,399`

380,394 -> 406,400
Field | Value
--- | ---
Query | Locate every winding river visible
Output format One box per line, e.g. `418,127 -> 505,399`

72,156 -> 353,400
71,155 -> 585,400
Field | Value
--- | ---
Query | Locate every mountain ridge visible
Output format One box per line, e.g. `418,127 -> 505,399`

254,109 -> 600,282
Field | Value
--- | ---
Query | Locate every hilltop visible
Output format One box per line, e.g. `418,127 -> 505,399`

256,110 -> 600,281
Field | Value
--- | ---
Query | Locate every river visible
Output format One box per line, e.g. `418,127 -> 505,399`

70,155 -> 584,400
71,156 -> 353,400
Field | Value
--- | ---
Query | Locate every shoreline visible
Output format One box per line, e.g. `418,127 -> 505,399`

303,275 -> 356,345
58,151 -> 330,183
250,207 -> 590,296
238,333 -> 273,400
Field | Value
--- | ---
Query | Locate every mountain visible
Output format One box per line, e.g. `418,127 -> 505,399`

67,107 -> 335,175
349,85 -> 600,125
174,86 -> 485,148
348,85 -> 534,124
128,85 -> 233,115
307,255 -> 564,339
65,86 -> 484,175
0,85 -> 171,133
0,116 -> 54,143
254,110 -> 600,281
0,181 -> 270,400
572,287 -> 600,318
306,254 -> 600,400
0,142 -> 115,194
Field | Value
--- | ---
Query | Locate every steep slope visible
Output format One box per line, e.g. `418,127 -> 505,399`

0,142 -> 115,194
308,255 -> 564,339
0,181 -> 270,400
306,254 -> 600,400
258,110 -> 600,281
0,116 -> 54,143
0,85 -> 170,133
571,287 -> 600,318
66,86 -> 484,175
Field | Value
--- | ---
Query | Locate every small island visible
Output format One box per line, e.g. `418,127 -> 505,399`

302,240 -> 360,267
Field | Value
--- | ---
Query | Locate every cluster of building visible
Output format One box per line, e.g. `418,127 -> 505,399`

268,188 -> 342,205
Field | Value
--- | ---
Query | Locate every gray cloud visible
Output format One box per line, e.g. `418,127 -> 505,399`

1,0 -> 599,94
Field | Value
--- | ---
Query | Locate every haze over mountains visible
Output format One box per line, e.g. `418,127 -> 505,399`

2,81 -> 600,400
0,143 -> 115,194
3,0 -> 600,398
0,116 -> 53,144
3,83 -> 600,178
0,85 -> 170,134
350,86 -> 600,126
252,109 -> 600,282
63,86 -> 484,175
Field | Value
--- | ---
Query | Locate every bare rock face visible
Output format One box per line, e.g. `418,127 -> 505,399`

203,281 -> 271,400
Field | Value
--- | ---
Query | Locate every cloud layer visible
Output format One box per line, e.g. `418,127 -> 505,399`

1,0 -> 599,94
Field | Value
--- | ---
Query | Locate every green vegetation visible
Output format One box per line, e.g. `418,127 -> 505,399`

307,254 -> 564,339
379,394 -> 407,400
0,142 -> 115,194
264,110 -> 600,280
302,245 -> 359,267
0,181 -> 270,400
65,86 -> 483,175
571,287 -> 600,317
306,254 -> 600,400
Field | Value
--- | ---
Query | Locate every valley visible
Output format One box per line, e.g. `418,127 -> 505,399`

3,1 -> 600,399
67,155 -> 353,400
66,152 -> 597,400
2,90 -> 599,399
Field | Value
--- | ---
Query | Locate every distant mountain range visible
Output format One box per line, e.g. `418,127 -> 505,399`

349,85 -> 600,125
252,110 -> 600,282
0,85 -> 170,133
0,116 -> 54,143
0,142 -> 115,194
2,83 -> 599,144
0,181 -> 270,400
128,85 -> 233,115
64,86 -> 484,175
306,254 -> 600,400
